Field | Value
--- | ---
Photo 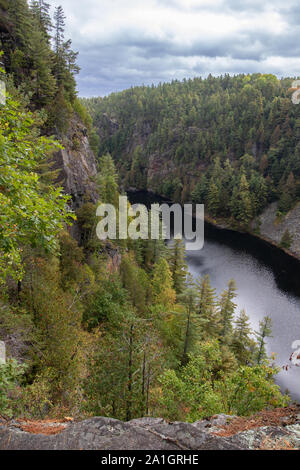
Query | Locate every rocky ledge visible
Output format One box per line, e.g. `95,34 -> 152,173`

0,408 -> 300,450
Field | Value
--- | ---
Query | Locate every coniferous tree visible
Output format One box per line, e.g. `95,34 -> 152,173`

168,239 -> 188,295
196,274 -> 219,337
218,279 -> 237,344
231,173 -> 253,225
178,284 -> 199,366
231,309 -> 256,365
30,0 -> 52,39
151,258 -> 176,308
207,180 -> 220,217
255,316 -> 273,364
97,153 -> 119,206
28,24 -> 56,106
53,5 -> 65,58
8,0 -> 32,49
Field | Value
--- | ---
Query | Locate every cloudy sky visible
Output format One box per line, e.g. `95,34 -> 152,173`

49,0 -> 300,97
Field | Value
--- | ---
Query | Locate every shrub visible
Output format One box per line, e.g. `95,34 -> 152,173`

0,359 -> 25,417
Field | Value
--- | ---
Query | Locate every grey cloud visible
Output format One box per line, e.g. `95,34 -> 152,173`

57,0 -> 300,96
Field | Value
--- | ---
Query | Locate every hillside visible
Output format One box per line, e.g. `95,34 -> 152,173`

83,75 -> 300,254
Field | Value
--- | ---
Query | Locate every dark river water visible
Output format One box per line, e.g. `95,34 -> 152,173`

128,191 -> 300,402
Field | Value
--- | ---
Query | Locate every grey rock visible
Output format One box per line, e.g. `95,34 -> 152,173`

227,424 -> 300,450
53,115 -> 98,210
193,414 -> 235,433
255,201 -> 300,256
1,416 -> 299,450
0,340 -> 5,364
0,417 -> 245,451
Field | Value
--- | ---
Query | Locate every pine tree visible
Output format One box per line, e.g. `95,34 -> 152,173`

84,312 -> 148,421
63,39 -> 80,75
196,274 -> 219,337
207,180 -> 220,217
232,309 -> 256,365
54,5 -> 65,54
218,279 -> 237,344
28,25 -> 56,106
192,175 -> 208,204
255,316 -> 273,364
152,258 -> 176,308
53,5 -> 66,83
30,0 -> 53,40
167,239 -> 188,295
177,284 -> 200,365
97,153 -> 119,206
231,173 -> 253,225
8,0 -> 32,49
249,172 -> 267,216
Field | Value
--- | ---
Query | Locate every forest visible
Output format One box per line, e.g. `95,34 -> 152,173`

0,0 -> 292,422
83,72 -> 300,233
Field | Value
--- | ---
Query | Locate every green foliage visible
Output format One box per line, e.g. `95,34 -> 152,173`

97,153 -> 119,206
84,74 -> 300,225
84,314 -> 149,421
76,202 -> 98,250
73,98 -> 92,129
232,310 -> 257,365
151,258 -> 176,308
279,229 -> 293,249
255,316 -> 273,364
157,341 -> 288,422
0,4 -> 291,423
1,0 -> 79,122
218,279 -> 237,343
19,254 -> 92,411
83,274 -> 128,329
196,274 -> 219,337
177,284 -> 201,365
168,239 -> 188,295
0,95 -> 74,284
0,359 -> 25,417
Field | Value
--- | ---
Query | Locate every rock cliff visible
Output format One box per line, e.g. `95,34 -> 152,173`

257,202 -> 300,257
1,408 -> 299,450
53,115 -> 98,209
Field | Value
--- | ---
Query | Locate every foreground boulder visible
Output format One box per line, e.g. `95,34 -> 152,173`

0,410 -> 300,450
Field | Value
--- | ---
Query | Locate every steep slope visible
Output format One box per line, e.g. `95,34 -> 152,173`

83,74 -> 300,256
53,114 -> 98,209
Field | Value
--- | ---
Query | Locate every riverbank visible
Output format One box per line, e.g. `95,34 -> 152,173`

201,214 -> 300,297
205,203 -> 300,263
128,189 -> 300,295
128,189 -> 300,264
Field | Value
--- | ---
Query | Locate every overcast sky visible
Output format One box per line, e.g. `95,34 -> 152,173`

49,0 -> 300,97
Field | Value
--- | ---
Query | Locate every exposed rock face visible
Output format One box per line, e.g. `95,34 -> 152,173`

257,202 -> 300,257
53,115 -> 98,209
1,413 -> 300,450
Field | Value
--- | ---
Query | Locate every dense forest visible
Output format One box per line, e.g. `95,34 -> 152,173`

83,73 -> 300,231
0,1 -> 291,422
